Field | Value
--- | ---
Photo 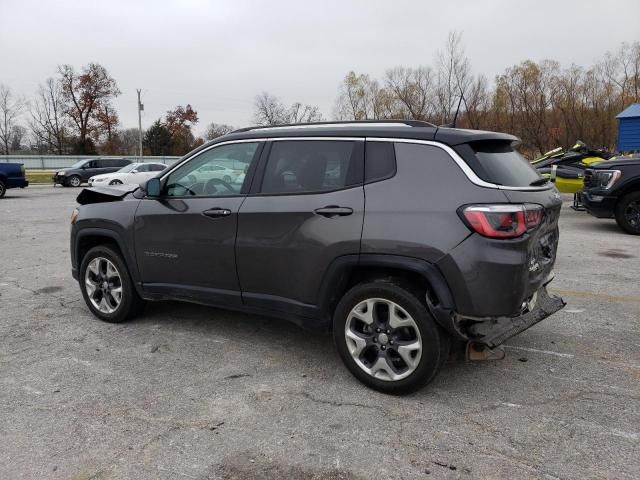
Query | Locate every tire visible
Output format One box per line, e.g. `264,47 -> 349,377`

615,191 -> 640,235
0,179 -> 6,198
109,179 -> 123,185
68,175 -> 82,187
79,245 -> 145,323
333,280 -> 447,394
223,175 -> 232,183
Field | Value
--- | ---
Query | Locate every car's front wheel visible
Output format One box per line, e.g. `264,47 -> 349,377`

79,245 -> 145,323
0,179 -> 6,198
615,191 -> 640,235
333,280 -> 447,394
109,179 -> 123,185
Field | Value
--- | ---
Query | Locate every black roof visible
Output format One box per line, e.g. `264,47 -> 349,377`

213,121 -> 518,147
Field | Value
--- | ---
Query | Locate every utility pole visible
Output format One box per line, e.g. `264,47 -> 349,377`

136,89 -> 143,159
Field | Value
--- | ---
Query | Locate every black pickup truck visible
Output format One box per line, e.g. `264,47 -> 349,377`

0,163 -> 28,198
581,156 -> 640,234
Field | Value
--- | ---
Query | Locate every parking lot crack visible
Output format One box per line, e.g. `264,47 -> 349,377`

294,391 -> 394,417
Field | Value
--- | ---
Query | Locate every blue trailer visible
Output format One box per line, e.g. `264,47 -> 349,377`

617,103 -> 640,153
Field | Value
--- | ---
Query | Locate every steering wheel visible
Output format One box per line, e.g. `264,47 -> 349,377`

167,182 -> 197,196
204,178 -> 235,195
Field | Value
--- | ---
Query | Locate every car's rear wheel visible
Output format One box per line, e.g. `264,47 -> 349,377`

109,179 -> 123,185
79,245 -> 144,323
615,191 -> 640,235
333,280 -> 446,394
0,179 -> 6,198
68,175 -> 82,187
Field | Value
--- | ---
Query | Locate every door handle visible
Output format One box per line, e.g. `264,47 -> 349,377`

203,207 -> 232,218
314,206 -> 354,217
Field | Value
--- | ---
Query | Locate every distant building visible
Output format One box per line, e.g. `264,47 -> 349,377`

617,103 -> 640,153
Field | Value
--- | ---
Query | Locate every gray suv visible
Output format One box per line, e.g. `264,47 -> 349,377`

70,121 -> 565,393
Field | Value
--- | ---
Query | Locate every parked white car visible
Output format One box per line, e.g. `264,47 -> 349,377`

88,162 -> 168,187
189,164 -> 238,184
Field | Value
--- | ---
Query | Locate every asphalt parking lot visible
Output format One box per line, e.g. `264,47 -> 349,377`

1,185 -> 639,480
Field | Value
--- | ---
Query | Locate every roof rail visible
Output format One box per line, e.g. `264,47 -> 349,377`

231,119 -> 436,133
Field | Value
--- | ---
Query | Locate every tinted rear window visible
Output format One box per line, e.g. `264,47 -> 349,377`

457,141 -> 542,187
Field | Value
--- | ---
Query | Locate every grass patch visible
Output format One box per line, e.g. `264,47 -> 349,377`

26,170 -> 55,184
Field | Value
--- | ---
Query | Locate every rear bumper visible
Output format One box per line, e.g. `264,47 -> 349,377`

461,286 -> 565,347
581,191 -> 616,218
428,283 -> 565,347
7,178 -> 28,188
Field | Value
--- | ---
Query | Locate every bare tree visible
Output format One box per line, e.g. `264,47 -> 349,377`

29,78 -> 68,154
118,128 -> 142,155
253,92 -> 288,125
385,66 -> 436,120
0,84 -> 25,154
58,63 -> 121,154
288,102 -> 323,123
205,123 -> 234,140
436,31 -> 472,124
334,72 -> 388,120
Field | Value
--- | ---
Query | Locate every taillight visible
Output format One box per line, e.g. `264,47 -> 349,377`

460,204 -> 543,239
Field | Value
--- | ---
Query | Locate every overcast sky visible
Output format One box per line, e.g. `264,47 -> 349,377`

1,0 -> 639,135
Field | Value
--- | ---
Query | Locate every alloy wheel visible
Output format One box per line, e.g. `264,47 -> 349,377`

344,298 -> 422,381
69,176 -> 81,187
84,257 -> 123,314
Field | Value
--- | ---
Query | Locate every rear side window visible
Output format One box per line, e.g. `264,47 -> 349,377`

365,142 -> 396,182
456,141 -> 541,187
261,140 -> 363,194
149,164 -> 166,172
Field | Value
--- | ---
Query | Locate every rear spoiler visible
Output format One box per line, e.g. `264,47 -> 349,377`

76,184 -> 139,205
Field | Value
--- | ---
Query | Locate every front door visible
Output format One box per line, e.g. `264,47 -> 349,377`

134,141 -> 262,305
236,139 -> 365,316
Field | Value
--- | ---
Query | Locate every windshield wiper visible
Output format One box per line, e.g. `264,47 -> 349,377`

529,177 -> 550,186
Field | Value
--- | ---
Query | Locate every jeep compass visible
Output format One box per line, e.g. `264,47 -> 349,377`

70,120 -> 565,393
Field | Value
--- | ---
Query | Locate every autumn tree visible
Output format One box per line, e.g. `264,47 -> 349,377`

0,84 -> 25,155
165,104 -> 199,155
94,104 -> 120,154
58,63 -> 121,154
29,78 -> 69,154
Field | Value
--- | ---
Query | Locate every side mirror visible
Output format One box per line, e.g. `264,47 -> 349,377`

146,178 -> 161,197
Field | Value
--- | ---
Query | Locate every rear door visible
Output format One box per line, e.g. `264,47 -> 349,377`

236,138 -> 365,314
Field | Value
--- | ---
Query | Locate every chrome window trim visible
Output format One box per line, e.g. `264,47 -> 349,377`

367,137 -> 552,192
159,137 -> 364,181
160,136 -> 550,192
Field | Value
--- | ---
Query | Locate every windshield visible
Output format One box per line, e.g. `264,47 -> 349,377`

117,163 -> 140,173
69,159 -> 91,169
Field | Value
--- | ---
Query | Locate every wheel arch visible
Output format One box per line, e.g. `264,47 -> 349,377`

317,254 -> 458,335
73,227 -> 143,295
614,180 -> 640,205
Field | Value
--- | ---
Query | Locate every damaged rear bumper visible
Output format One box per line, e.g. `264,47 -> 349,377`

429,284 -> 565,348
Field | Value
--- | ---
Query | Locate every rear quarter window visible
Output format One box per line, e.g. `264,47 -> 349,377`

455,141 -> 542,187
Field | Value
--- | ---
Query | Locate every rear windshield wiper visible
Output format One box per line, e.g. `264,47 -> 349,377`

529,177 -> 550,186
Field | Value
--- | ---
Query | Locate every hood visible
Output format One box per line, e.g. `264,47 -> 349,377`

590,157 -> 640,169
76,184 -> 139,205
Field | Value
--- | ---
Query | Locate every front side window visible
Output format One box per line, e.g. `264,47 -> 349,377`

164,142 -> 259,197
260,140 -> 363,194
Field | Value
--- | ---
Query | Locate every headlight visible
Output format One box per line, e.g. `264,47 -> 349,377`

58,170 -> 66,176
593,170 -> 621,190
